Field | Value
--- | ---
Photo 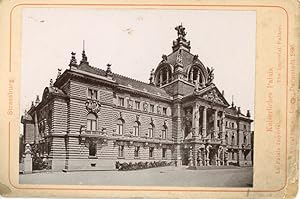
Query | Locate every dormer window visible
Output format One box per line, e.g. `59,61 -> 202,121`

119,97 -> 124,107
188,66 -> 205,86
150,104 -> 154,113
135,101 -> 140,110
163,107 -> 167,115
88,88 -> 98,100
155,66 -> 172,87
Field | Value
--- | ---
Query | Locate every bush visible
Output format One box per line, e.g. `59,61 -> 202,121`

116,160 -> 172,171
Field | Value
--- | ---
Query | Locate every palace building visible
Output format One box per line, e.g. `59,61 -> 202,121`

21,25 -> 254,171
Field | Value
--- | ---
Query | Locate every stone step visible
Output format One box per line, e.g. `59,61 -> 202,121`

187,165 -> 240,170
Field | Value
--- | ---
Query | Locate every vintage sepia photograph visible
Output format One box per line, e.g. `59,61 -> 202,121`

19,8 -> 256,187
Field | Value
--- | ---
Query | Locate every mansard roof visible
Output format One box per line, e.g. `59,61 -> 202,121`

77,64 -> 172,99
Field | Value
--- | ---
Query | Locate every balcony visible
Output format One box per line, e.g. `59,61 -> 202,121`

241,144 -> 252,150
79,129 -> 108,138
207,138 -> 222,145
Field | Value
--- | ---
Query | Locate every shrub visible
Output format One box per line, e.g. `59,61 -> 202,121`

116,160 -> 172,171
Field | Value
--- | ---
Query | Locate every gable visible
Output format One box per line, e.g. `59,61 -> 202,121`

196,85 -> 230,107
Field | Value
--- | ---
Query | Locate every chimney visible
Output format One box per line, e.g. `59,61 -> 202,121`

237,107 -> 241,114
247,110 -> 251,117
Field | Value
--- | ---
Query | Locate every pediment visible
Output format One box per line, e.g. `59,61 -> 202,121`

196,86 -> 230,107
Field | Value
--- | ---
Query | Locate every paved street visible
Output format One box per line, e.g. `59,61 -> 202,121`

19,166 -> 253,187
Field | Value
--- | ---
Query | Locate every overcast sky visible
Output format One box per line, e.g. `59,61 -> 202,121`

21,8 -> 256,118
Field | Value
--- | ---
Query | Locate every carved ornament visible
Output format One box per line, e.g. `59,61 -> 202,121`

85,99 -> 101,114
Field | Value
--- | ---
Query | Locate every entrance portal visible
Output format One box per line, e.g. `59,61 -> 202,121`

182,148 -> 189,165
208,146 -> 217,166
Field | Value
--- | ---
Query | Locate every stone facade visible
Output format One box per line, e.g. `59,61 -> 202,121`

21,25 -> 253,171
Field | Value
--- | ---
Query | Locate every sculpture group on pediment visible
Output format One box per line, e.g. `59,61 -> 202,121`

202,89 -> 224,105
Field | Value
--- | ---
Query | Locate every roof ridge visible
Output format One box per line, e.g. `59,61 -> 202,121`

113,72 -> 150,86
86,64 -> 168,93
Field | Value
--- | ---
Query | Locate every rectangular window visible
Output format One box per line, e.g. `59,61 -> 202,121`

162,148 -> 167,159
162,129 -> 167,140
119,97 -> 124,107
117,123 -> 123,135
127,99 -> 133,109
118,145 -> 124,157
244,124 -> 247,129
150,104 -> 154,113
163,107 -> 167,115
148,128 -> 153,138
157,106 -> 161,114
135,101 -> 140,110
231,123 -> 234,129
149,147 -> 154,158
88,88 -> 98,100
134,146 -> 140,158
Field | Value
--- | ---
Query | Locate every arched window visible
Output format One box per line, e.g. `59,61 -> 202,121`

231,133 -> 235,145
133,121 -> 140,137
225,132 -> 229,144
87,113 -> 97,131
156,67 -> 172,87
148,123 -> 154,138
188,66 -> 204,86
162,126 -> 167,140
244,135 -> 247,145
117,119 -> 124,135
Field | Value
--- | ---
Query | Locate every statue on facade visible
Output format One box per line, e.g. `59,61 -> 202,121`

149,69 -> 154,85
206,67 -> 215,84
162,54 -> 168,62
57,68 -> 62,79
69,52 -> 77,67
49,79 -> 53,87
193,54 -> 199,62
175,24 -> 187,38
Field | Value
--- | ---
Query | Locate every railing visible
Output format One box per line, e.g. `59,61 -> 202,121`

80,130 -> 108,137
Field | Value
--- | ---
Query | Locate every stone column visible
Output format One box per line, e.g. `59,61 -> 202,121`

217,148 -> 222,166
221,111 -> 226,144
197,150 -> 203,166
34,112 -> 39,143
166,69 -> 169,83
188,147 -> 193,166
176,144 -> 182,166
203,150 -> 207,166
159,70 -> 163,86
193,104 -> 200,138
205,146 -> 210,166
213,109 -> 218,138
202,106 -> 207,138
